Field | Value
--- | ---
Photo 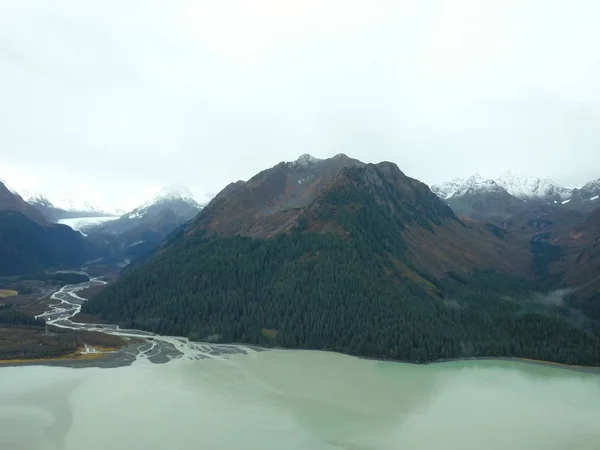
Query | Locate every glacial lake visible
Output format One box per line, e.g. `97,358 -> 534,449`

1,350 -> 600,450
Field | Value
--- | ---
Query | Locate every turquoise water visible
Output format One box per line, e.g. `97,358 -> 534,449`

1,350 -> 599,450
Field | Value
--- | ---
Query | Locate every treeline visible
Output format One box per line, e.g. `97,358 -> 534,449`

0,304 -> 45,327
84,231 -> 600,366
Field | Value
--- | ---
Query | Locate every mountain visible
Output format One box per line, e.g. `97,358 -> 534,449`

18,190 -> 118,222
0,182 -> 94,275
568,178 -> 600,212
433,173 -> 573,202
432,175 -> 527,224
431,174 -> 507,200
83,155 -> 600,366
495,172 -> 573,201
84,185 -> 203,261
430,178 -> 464,200
0,182 -> 47,225
432,173 -> 600,226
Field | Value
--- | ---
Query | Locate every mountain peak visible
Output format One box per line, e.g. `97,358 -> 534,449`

453,175 -> 506,197
466,173 -> 484,182
290,154 -> 322,167
145,184 -> 197,206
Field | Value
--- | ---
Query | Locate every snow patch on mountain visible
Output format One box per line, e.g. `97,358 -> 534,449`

22,191 -> 54,208
433,174 -> 508,199
431,178 -> 467,199
454,175 -> 508,197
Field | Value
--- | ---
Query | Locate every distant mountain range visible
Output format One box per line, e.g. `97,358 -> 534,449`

83,154 -> 600,366
0,180 -> 203,275
16,189 -> 122,222
431,173 -> 600,223
433,172 -> 599,204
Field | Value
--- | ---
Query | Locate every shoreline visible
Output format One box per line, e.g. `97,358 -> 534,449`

427,356 -> 600,375
2,338 -> 600,374
0,341 -> 144,369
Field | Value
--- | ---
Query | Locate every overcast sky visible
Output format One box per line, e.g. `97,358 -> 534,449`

1,0 -> 599,211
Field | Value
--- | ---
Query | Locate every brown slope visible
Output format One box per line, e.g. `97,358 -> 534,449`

304,162 -> 532,279
446,189 -> 529,225
182,157 -> 531,282
188,153 -> 363,237
0,182 -> 47,225
560,208 -> 600,288
554,208 -> 600,318
506,204 -> 585,238
401,219 -> 531,278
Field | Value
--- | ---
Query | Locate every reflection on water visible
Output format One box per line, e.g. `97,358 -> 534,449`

1,351 -> 600,450
0,368 -> 85,450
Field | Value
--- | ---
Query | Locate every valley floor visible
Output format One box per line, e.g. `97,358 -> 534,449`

0,277 -> 127,366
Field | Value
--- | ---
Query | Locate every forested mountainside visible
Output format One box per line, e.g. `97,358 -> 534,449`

0,210 -> 94,276
83,156 -> 600,365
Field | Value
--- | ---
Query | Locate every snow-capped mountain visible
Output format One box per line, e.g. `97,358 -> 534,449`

432,174 -> 523,222
288,153 -> 323,168
432,174 -> 510,199
81,184 -> 203,264
432,173 -> 572,201
86,184 -> 202,237
430,178 -> 464,200
569,178 -> 600,211
453,174 -> 509,197
495,172 -> 573,201
23,192 -> 54,209
17,188 -> 120,220
432,172 -> 600,224
137,184 -> 198,211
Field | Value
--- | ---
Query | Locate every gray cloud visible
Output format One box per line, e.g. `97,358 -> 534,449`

1,0 -> 599,210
